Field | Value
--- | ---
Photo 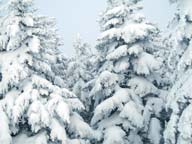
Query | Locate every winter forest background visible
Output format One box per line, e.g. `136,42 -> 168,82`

36,0 -> 176,55
0,0 -> 192,144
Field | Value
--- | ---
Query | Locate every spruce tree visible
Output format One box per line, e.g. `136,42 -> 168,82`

66,34 -> 97,113
90,0 -> 165,144
164,0 -> 192,144
52,53 -> 69,88
0,0 -> 94,143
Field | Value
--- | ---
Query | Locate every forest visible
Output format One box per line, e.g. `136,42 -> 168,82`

0,0 -> 192,144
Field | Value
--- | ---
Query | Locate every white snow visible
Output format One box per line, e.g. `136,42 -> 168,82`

91,88 -> 132,126
103,126 -> 126,144
50,119 -> 67,143
0,105 -> 12,144
106,45 -> 128,60
120,101 -> 143,129
133,52 -> 161,75
69,113 -> 95,140
13,132 -> 47,144
29,36 -> 40,53
0,0 -> 188,143
148,118 -> 162,144
23,16 -> 34,27
114,57 -> 130,73
128,76 -> 159,97
8,18 -> 20,37
178,104 -> 192,144
128,44 -> 143,55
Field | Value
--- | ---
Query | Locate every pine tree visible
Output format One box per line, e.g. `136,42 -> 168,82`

0,0 -> 94,143
90,0 -> 165,144
164,0 -> 192,144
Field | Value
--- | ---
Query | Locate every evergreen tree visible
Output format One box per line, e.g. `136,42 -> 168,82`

66,34 -> 98,115
166,0 -> 192,81
90,0 -> 165,144
153,35 -> 173,91
52,53 -> 69,88
164,0 -> 192,144
0,0 -> 94,143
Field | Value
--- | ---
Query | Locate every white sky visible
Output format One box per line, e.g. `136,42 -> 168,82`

35,0 -> 176,56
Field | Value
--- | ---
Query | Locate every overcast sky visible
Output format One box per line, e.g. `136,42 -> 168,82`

35,0 -> 176,56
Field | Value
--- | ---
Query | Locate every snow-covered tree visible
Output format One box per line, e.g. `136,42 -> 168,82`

164,0 -> 192,144
153,35 -> 173,91
52,53 -> 69,88
66,34 -> 97,113
0,0 -> 95,144
166,0 -> 192,81
90,0 -> 165,144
